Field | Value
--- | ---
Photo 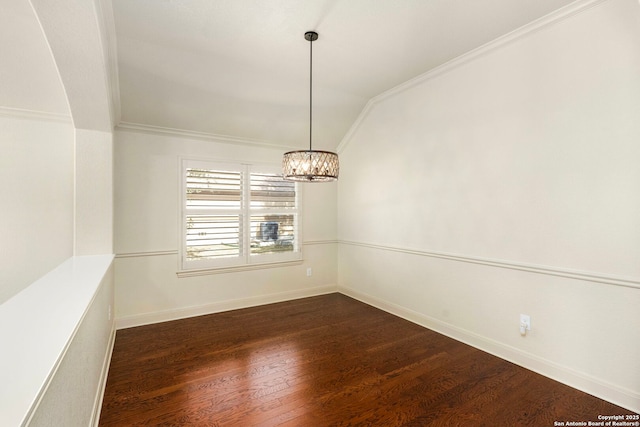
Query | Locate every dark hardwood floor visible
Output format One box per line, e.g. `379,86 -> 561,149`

99,293 -> 635,426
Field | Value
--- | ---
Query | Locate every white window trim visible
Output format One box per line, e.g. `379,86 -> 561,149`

178,158 -> 303,275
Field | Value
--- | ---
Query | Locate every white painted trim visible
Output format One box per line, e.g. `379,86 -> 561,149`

114,240 -> 336,259
337,0 -> 609,154
115,250 -> 178,258
339,240 -> 640,290
0,106 -> 71,124
90,324 -> 116,427
116,284 -> 338,330
303,240 -> 339,246
338,285 -> 640,413
116,121 -> 300,150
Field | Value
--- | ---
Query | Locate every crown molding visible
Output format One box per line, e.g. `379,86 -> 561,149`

0,106 -> 72,124
337,0 -> 609,154
116,121 -> 299,150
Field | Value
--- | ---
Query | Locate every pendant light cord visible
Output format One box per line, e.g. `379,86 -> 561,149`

309,35 -> 313,152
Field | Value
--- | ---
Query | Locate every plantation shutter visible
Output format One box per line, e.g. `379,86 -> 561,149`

184,165 -> 244,265
249,172 -> 298,258
182,160 -> 301,271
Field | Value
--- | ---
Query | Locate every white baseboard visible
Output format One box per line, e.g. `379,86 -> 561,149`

339,285 -> 640,414
91,323 -> 116,427
116,284 -> 338,330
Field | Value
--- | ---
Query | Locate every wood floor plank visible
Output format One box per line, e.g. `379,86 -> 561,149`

99,293 -> 636,426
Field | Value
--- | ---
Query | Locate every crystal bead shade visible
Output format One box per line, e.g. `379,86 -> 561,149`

282,150 -> 339,182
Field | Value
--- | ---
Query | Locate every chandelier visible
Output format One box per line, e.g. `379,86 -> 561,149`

282,31 -> 339,182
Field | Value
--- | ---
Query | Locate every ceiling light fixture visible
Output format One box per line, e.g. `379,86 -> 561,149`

283,31 -> 339,182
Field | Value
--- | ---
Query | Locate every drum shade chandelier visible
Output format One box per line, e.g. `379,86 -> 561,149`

283,31 -> 339,182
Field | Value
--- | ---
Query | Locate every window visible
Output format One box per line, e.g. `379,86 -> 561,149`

181,160 -> 301,271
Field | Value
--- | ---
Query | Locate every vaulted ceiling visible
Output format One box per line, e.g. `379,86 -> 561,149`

1,0 -> 69,117
7,0 -> 580,149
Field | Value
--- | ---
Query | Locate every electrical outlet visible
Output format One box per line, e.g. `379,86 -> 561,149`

520,314 -> 531,331
306,268 -> 312,277
108,304 -> 112,321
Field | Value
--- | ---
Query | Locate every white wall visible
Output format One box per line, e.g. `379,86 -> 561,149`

75,128 -> 114,256
0,115 -> 74,303
338,0 -> 640,412
114,129 -> 337,327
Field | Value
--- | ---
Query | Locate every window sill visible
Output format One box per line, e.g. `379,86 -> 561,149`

176,259 -> 304,278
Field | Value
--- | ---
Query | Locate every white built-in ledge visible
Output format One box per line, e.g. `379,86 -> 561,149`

0,255 -> 114,427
